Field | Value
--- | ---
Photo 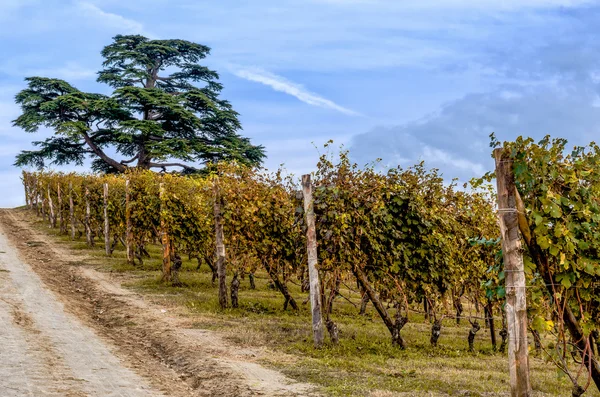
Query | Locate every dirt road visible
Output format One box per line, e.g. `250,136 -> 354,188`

0,208 -> 317,397
0,216 -> 162,396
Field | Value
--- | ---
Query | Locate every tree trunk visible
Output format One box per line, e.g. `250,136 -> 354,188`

468,320 -> 481,352
353,265 -> 407,348
494,147 -> 532,396
326,319 -> 339,344
249,273 -> 256,289
264,262 -> 298,310
486,301 -> 497,351
170,249 -> 182,286
231,273 -> 240,308
213,180 -> 228,309
359,291 -> 369,315
500,327 -> 508,354
431,319 -> 442,347
455,298 -> 463,325
531,330 -> 541,354
302,174 -> 325,348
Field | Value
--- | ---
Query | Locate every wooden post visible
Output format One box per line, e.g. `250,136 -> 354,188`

23,174 -> 30,209
125,179 -> 133,265
84,186 -> 93,246
213,179 -> 228,309
57,183 -> 66,234
47,186 -> 56,228
34,177 -> 40,216
103,183 -> 111,256
494,147 -> 531,397
301,174 -> 325,348
69,182 -> 75,240
159,183 -> 171,280
40,181 -> 47,219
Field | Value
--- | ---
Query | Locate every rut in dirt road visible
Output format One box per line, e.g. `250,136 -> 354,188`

0,208 -> 320,397
0,223 -> 164,397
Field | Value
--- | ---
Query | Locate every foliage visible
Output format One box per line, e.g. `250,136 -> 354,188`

13,35 -> 265,173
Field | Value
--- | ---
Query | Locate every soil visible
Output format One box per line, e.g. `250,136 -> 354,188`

0,208 -> 319,397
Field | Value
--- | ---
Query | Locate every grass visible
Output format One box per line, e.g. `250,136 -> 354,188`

24,210 -> 591,397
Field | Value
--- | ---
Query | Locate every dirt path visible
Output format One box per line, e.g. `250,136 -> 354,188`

0,214 -> 163,396
0,208 -> 318,397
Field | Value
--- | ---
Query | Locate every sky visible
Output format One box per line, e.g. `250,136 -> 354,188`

1,0 -> 600,206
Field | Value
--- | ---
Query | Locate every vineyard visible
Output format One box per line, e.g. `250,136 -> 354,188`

20,137 -> 600,396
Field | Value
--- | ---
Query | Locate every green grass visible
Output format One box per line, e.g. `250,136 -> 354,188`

24,210 -> 591,396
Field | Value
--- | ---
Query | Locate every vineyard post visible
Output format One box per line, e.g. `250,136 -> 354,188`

301,174 -> 325,348
125,179 -> 133,265
57,182 -> 66,234
35,177 -> 41,216
159,183 -> 172,281
213,178 -> 228,309
47,186 -> 56,228
494,147 -> 532,397
23,174 -> 30,209
103,183 -> 111,256
69,182 -> 75,240
84,186 -> 93,246
40,180 -> 46,219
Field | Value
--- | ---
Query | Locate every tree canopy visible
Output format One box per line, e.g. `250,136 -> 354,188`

13,35 -> 265,173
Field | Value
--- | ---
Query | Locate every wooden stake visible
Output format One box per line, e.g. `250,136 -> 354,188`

69,182 -> 75,240
301,174 -> 325,348
47,186 -> 56,228
57,183 -> 66,234
84,186 -> 93,246
213,179 -> 228,309
34,177 -> 40,216
23,173 -> 30,209
159,183 -> 171,280
103,183 -> 111,256
494,147 -> 531,397
40,181 -> 46,219
125,179 -> 133,265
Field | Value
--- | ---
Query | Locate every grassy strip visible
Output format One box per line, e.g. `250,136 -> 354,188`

25,210 -> 575,396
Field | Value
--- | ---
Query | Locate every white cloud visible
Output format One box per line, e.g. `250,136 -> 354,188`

314,0 -> 592,10
234,68 -> 360,116
76,2 -> 145,34
422,146 -> 486,176
25,62 -> 96,80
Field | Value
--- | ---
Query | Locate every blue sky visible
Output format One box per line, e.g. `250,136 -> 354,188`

1,0 -> 599,206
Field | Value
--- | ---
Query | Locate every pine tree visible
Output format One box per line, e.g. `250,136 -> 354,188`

13,35 -> 265,173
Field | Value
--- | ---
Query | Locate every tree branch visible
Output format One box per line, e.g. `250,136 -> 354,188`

120,154 -> 139,165
81,131 -> 127,172
147,162 -> 199,171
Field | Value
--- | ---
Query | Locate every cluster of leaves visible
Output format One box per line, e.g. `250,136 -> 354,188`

23,157 -> 501,347
488,135 -> 600,389
311,150 -> 500,343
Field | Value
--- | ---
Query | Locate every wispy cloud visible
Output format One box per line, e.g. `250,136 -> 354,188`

314,0 -> 593,10
234,68 -> 360,116
24,62 -> 95,80
76,2 -> 145,34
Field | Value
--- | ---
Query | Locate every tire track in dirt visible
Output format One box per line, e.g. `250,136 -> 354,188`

0,214 -> 162,397
0,208 -> 319,397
